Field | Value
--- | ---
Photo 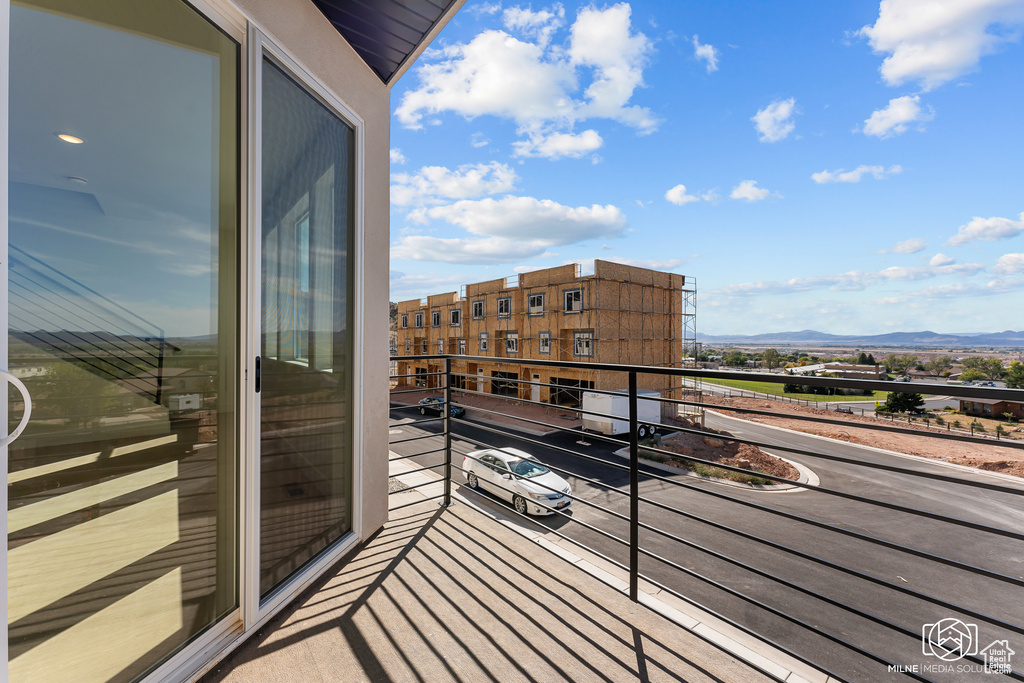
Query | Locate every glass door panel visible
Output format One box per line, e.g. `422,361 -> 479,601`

259,58 -> 355,598
7,1 -> 239,681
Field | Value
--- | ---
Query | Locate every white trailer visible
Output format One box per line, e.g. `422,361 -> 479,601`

581,390 -> 661,439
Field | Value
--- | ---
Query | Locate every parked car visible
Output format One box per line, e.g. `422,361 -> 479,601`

418,397 -> 466,418
463,447 -> 572,516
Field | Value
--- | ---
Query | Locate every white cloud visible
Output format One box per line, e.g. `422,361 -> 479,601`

470,132 -> 490,148
468,2 -> 503,18
391,162 -> 517,207
994,252 -> 1024,274
752,98 -> 797,142
858,0 -> 1024,91
730,180 -> 772,202
714,262 -> 986,297
812,164 -> 903,183
665,184 -> 699,205
395,3 -> 656,152
394,196 -> 626,264
929,253 -> 955,266
390,148 -> 406,164
880,237 -> 926,254
947,211 -> 1024,245
503,4 -> 565,49
512,129 -> 603,158
692,35 -> 719,72
862,95 -> 934,137
390,269 -> 469,301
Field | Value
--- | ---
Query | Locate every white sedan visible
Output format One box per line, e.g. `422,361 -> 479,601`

462,447 -> 573,516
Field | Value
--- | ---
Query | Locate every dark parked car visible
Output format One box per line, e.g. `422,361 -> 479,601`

418,397 -> 466,418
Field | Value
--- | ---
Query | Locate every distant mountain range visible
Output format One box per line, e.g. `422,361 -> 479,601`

697,330 -> 1024,347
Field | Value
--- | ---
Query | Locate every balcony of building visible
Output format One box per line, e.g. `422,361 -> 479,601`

208,356 -> 1024,683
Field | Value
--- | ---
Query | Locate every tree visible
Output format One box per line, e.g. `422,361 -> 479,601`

885,392 -> 924,413
723,350 -> 747,366
866,353 -> 876,365
960,368 -> 987,382
961,356 -> 1003,378
1006,361 -> 1024,389
885,353 -> 918,375
924,356 -> 953,376
762,348 -> 781,370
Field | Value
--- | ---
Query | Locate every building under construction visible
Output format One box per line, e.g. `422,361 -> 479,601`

394,261 -> 697,412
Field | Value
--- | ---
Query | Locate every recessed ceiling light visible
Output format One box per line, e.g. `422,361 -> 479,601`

67,176 -> 88,185
56,133 -> 84,144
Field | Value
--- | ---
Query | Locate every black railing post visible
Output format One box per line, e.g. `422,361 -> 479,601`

628,370 -> 639,602
442,356 -> 454,507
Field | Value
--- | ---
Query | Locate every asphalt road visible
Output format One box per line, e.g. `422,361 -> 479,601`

389,405 -> 1024,683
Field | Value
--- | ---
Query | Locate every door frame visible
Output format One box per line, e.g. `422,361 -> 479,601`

242,21 -> 366,632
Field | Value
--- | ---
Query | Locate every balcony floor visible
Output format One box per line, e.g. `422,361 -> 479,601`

202,496 -> 771,683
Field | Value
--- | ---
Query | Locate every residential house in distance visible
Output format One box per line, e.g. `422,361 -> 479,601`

394,261 -> 696,410
960,397 -> 1024,420
788,362 -> 886,379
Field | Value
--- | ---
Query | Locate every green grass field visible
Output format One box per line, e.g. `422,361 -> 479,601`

703,377 -> 887,403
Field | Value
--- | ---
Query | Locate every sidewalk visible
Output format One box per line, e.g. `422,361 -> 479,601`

391,384 -> 582,436
385,457 -> 834,683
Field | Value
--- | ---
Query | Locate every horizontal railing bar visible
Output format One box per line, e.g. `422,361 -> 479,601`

391,415 -> 451,429
636,492 -> 1024,636
388,403 -> 431,413
453,434 -> 632,504
390,386 -> 445,396
446,413 -> 632,476
637,573 -> 845,683
397,463 -> 445,477
392,354 -> 1024,401
390,371 -> 445,380
449,462 -> 629,547
661,394 -> 1024,451
444,502 -> 790,683
636,546 -> 918,680
633,465 -> 1024,588
634,440 -> 1024,541
389,479 -> 444,495
635,518 -> 1018,671
450,454 -> 630,525
388,447 -> 446,462
640,408 -> 1024,488
388,494 -> 445,513
389,433 -> 441,446
447,399 -> 631,449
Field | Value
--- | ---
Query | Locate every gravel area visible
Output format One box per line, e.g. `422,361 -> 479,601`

704,395 -> 1024,479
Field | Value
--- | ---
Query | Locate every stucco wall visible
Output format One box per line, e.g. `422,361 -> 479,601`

236,0 -> 391,539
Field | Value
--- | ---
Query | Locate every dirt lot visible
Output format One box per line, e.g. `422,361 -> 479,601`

655,422 -> 800,482
703,395 -> 1024,478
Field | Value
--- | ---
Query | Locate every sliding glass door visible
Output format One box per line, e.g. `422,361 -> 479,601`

258,57 -> 356,598
6,1 -> 239,680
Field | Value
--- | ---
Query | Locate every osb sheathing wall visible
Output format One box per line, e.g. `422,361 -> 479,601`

394,260 -> 686,402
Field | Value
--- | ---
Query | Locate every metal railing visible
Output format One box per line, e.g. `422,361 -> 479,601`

388,354 -> 1024,682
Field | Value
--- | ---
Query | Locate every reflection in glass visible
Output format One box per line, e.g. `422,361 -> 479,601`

7,1 -> 238,680
260,59 -> 355,597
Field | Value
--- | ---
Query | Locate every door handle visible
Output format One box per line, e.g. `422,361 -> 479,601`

254,356 -> 261,393
0,369 -> 33,449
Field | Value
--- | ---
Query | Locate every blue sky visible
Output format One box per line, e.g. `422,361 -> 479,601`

388,0 -> 1024,335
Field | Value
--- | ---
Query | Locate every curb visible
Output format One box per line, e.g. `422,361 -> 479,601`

609,445 -> 818,493
388,454 -> 831,683
707,410 -> 1024,487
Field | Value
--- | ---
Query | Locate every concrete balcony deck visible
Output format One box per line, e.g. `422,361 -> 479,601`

202,485 -> 775,683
